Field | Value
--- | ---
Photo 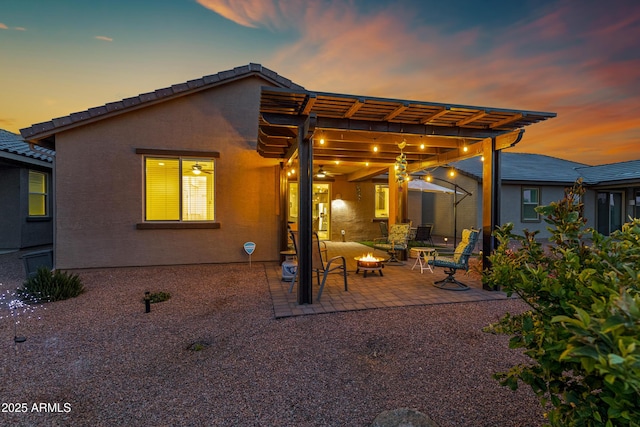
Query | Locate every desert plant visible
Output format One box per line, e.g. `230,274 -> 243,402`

148,291 -> 171,303
19,266 -> 85,303
483,180 -> 640,427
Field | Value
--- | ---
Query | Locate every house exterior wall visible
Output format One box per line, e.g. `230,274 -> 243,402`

53,77 -> 281,269
0,167 -> 21,249
0,166 -> 53,250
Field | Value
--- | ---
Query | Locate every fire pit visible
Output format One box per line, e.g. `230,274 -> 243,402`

355,253 -> 384,277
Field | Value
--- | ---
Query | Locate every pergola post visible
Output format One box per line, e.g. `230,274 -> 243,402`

297,115 -> 316,304
481,137 -> 501,290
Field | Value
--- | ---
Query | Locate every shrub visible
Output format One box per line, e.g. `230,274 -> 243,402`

19,266 -> 85,303
148,291 -> 171,303
483,180 -> 640,427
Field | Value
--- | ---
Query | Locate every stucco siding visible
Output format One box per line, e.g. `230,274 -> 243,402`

53,77 -> 281,269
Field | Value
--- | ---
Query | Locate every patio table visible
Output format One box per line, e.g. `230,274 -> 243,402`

411,247 -> 435,273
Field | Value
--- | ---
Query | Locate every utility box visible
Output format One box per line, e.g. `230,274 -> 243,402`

20,249 -> 53,278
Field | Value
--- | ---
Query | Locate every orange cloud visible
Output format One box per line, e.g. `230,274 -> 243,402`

0,22 -> 8,30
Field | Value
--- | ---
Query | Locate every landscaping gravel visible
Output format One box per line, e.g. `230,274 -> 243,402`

0,250 -> 545,426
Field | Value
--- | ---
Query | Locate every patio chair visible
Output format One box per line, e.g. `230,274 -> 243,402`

412,224 -> 434,246
428,228 -> 479,291
372,223 -> 411,264
379,221 -> 388,239
288,231 -> 348,301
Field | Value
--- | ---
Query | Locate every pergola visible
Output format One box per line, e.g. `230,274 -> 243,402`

258,86 -> 556,304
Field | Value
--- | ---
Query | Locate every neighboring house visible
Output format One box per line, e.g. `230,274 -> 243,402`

411,153 -> 640,239
0,129 -> 54,250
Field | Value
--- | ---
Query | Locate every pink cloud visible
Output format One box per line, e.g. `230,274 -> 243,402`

196,0 -> 307,31
0,22 -> 8,30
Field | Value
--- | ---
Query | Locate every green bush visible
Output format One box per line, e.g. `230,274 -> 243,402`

19,266 -> 85,303
483,180 -> 640,427
148,291 -> 171,303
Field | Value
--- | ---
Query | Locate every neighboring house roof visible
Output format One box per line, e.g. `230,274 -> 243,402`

20,63 -> 304,145
450,153 -> 640,187
0,129 -> 54,166
451,152 -> 587,184
575,160 -> 640,186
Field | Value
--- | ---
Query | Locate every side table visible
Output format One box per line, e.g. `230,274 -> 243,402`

411,247 -> 435,273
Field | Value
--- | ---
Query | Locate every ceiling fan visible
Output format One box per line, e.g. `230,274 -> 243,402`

192,163 -> 213,175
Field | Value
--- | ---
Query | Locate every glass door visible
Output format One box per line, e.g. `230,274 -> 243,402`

313,183 -> 330,240
597,191 -> 623,234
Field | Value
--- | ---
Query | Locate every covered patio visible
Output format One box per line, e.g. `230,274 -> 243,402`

267,240 -> 513,318
258,86 -> 556,305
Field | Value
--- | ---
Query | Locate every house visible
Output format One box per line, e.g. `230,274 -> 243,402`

410,153 -> 640,239
0,129 -> 54,251
20,63 -> 556,295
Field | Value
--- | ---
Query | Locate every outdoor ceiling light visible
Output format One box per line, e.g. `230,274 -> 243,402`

316,166 -> 326,178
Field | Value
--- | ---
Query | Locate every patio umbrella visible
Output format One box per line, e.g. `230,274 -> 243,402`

408,180 -> 461,193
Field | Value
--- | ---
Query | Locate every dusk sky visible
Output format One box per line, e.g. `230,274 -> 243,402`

2,0 -> 639,165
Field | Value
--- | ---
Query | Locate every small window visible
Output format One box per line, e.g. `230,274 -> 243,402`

145,157 -> 215,221
28,170 -> 48,216
374,184 -> 389,218
522,187 -> 540,222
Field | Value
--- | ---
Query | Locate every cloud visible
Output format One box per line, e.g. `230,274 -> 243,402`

1,22 -> 26,30
196,0 -> 307,31
95,35 -> 113,42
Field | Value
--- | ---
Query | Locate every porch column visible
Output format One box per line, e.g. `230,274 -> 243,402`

278,163 -> 289,260
481,137 -> 500,290
297,115 -> 316,304
388,166 -> 409,224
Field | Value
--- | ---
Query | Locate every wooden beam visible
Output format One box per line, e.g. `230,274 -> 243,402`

300,93 -> 317,115
344,99 -> 365,118
347,166 -> 390,182
419,107 -> 450,124
490,113 -> 523,129
495,129 -> 524,150
457,110 -> 487,127
384,103 -> 409,121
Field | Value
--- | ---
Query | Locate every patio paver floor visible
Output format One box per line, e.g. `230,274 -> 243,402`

267,241 -> 513,318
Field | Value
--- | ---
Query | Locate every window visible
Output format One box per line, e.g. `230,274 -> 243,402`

522,187 -> 540,222
144,157 -> 214,221
28,170 -> 48,216
374,184 -> 389,218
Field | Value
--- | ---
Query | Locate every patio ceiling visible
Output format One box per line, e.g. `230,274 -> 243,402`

258,86 -> 556,180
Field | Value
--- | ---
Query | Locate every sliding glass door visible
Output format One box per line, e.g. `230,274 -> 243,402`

596,191 -> 623,234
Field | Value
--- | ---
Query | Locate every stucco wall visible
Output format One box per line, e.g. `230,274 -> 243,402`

53,77 -> 281,269
0,168 -> 21,248
0,166 -> 53,249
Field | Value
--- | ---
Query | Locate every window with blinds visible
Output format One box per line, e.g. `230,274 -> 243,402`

145,157 -> 214,221
28,170 -> 48,216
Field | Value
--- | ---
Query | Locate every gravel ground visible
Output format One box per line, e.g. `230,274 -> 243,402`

0,250 -> 545,426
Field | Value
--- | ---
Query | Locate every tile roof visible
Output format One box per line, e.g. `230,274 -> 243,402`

0,129 -> 54,163
575,160 -> 640,185
451,153 -> 587,184
21,63 -> 304,141
451,153 -> 640,186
